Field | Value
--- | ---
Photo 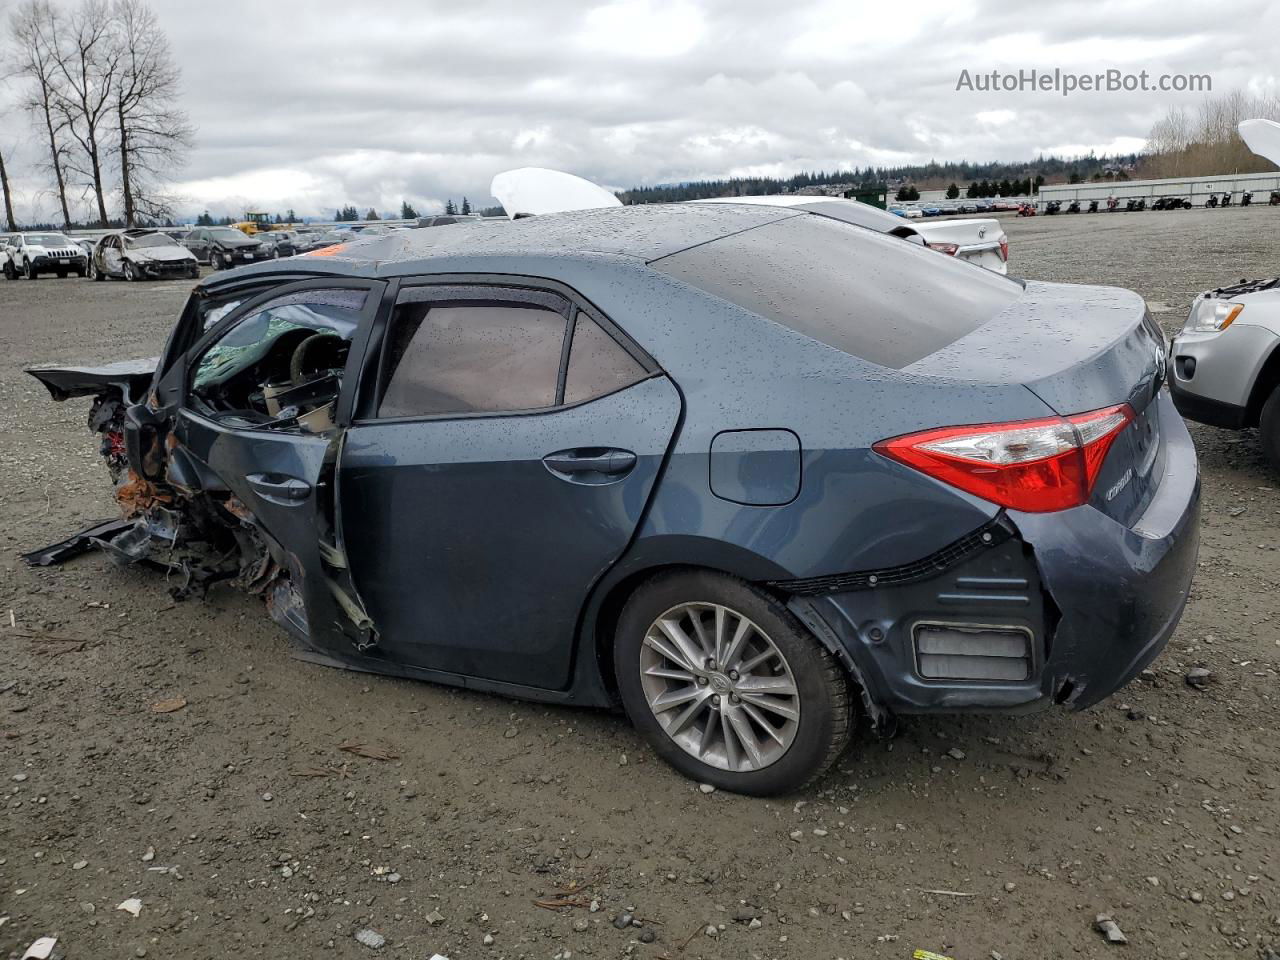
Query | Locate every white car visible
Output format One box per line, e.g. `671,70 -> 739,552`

489,171 -> 1011,274
0,233 -> 17,279
696,194 -> 1009,274
910,216 -> 1009,274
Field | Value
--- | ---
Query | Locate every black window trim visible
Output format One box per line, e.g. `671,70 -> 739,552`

352,274 -> 661,427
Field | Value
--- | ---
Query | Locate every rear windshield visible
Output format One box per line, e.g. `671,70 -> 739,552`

651,214 -> 1021,369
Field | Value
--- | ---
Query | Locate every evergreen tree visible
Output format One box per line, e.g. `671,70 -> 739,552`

965,182 -> 979,198
461,197 -> 471,215
366,208 -> 380,221
286,209 -> 297,222
400,200 -> 418,219
445,199 -> 457,215
196,210 -> 214,226
945,183 -> 959,199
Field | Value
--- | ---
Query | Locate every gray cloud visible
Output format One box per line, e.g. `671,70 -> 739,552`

1,0 -> 1275,223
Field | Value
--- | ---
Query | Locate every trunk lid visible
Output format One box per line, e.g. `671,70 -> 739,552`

905,280 -> 1167,525
27,358 -> 158,402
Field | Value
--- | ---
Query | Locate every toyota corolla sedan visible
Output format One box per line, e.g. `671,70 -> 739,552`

25,203 -> 1199,796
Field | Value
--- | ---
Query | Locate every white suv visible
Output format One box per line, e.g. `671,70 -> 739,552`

10,232 -> 89,279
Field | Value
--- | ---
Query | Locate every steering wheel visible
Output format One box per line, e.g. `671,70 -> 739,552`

289,332 -> 345,386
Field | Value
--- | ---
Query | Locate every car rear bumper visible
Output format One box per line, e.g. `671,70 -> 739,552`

789,391 -> 1200,716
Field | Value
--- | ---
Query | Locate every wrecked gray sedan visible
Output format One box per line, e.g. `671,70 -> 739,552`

26,203 -> 1199,795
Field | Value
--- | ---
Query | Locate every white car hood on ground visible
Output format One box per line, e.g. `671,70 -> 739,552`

491,167 -> 621,219
1239,118 -> 1280,167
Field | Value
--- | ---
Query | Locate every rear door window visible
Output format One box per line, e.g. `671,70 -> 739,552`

378,301 -> 569,418
650,214 -> 1021,369
563,311 -> 648,405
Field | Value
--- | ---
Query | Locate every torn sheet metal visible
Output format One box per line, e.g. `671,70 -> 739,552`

21,518 -> 137,566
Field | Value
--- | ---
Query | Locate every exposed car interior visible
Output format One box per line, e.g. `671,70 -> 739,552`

189,289 -> 364,432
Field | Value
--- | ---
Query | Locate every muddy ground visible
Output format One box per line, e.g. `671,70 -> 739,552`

2,208 -> 1279,960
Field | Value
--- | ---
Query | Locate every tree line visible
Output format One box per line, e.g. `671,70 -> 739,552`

617,152 -> 1139,205
1140,90 -> 1280,179
0,0 -> 193,231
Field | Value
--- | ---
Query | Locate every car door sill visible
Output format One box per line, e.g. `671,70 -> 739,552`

289,646 -> 614,708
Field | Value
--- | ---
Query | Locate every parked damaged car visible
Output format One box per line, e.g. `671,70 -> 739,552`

91,229 -> 201,281
25,203 -> 1199,795
182,226 -> 268,269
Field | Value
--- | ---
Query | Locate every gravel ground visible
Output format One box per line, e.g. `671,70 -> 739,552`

1,208 -> 1278,960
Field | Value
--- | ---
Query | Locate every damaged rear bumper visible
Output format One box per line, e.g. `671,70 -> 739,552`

788,397 -> 1201,717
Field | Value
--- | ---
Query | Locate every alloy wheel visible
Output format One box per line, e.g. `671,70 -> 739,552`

639,602 -> 800,772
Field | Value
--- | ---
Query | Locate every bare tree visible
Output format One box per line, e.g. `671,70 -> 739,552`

1142,91 -> 1280,178
9,0 -> 74,228
48,0 -> 118,226
0,146 -> 16,230
109,0 -> 191,224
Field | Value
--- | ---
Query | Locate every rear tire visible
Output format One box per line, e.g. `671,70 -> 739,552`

1259,385 -> 1280,470
614,570 -> 852,796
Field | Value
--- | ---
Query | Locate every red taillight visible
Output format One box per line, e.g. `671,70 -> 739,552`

998,238 -> 1009,262
926,241 -> 959,256
873,404 -> 1134,512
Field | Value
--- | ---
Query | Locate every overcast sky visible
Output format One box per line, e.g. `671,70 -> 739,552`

2,0 -> 1277,223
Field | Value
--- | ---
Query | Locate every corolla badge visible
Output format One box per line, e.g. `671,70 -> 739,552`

1105,467 -> 1134,501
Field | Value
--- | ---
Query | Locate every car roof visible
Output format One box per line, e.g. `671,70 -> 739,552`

694,195 -> 919,238
202,203 -> 801,288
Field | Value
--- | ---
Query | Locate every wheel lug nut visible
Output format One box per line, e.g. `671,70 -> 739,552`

730,693 -> 740,704
728,670 -> 739,681
697,676 -> 708,686
711,695 -> 720,706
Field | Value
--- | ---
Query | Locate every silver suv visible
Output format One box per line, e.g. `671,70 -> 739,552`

1170,276 -> 1280,466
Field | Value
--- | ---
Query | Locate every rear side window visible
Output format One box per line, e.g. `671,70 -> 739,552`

563,312 -> 647,405
651,214 -> 1021,369
379,303 -> 568,417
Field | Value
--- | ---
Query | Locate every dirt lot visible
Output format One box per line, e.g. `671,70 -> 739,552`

2,209 -> 1279,960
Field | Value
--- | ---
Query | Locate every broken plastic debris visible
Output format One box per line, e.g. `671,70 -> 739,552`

117,898 -> 143,917
151,697 -> 187,713
21,938 -> 57,960
425,908 -> 445,925
355,928 -> 386,949
913,951 -> 955,960
1094,913 -> 1128,944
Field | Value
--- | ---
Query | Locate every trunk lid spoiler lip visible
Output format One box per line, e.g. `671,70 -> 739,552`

902,279 -> 1162,416
26,358 -> 159,403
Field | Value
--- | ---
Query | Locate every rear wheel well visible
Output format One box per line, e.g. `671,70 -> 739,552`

1245,342 -> 1280,427
590,563 -> 856,705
